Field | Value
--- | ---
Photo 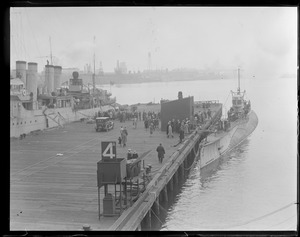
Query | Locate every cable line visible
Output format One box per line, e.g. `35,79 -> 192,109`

267,214 -> 296,228
225,202 -> 296,229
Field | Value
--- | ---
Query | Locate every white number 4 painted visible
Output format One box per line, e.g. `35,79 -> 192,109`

102,142 -> 116,159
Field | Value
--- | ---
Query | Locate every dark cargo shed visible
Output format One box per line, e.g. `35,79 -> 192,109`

160,96 -> 194,132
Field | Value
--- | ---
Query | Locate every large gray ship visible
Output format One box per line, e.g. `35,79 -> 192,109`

10,61 -> 116,138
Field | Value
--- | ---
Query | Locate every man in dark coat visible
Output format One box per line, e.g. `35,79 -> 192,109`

179,129 -> 184,143
156,143 -> 165,163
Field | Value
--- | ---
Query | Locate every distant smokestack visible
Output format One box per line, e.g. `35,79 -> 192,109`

26,62 -> 38,101
148,52 -> 152,71
178,91 -> 183,100
45,65 -> 54,94
53,66 -> 62,90
16,61 -> 27,86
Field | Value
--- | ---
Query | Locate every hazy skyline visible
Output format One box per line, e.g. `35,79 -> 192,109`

10,7 -> 297,77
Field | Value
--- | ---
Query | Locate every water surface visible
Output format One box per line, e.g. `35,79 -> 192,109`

101,76 -> 297,231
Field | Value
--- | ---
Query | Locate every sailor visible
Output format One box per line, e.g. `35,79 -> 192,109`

150,122 -> 154,135
179,129 -> 184,143
122,127 -> 128,147
132,150 -> 138,159
156,143 -> 165,164
127,149 -> 132,160
167,122 -> 173,138
184,122 -> 189,134
133,116 -> 137,129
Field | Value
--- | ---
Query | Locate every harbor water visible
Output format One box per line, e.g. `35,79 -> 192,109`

101,75 -> 297,231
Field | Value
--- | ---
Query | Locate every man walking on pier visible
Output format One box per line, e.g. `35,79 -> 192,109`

156,143 -> 165,164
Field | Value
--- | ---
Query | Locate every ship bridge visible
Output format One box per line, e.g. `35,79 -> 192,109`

231,90 -> 245,113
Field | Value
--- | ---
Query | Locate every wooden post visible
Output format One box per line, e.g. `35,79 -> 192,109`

174,172 -> 178,191
98,187 -> 101,220
180,163 -> 185,181
192,146 -> 196,158
153,199 -> 160,215
136,223 -> 142,231
119,182 -> 122,215
144,210 -> 151,230
184,158 -> 188,171
148,210 -> 152,230
163,186 -> 168,204
168,178 -> 173,193
159,193 -> 163,203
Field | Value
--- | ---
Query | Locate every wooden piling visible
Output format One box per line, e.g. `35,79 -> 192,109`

163,186 -> 168,204
180,163 -> 185,180
136,223 -> 142,231
153,199 -> 160,215
146,210 -> 152,230
174,171 -> 178,190
168,178 -> 173,193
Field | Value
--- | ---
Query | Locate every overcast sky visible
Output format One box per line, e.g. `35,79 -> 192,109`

10,7 -> 297,76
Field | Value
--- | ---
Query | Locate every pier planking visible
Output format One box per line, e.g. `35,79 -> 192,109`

10,102 -> 221,230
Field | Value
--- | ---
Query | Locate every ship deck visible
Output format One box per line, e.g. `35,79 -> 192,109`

10,102 -> 221,231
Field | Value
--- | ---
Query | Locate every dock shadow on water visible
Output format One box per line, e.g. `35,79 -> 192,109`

149,166 -> 192,231
156,139 -> 250,231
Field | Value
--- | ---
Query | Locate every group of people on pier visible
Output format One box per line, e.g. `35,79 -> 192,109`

144,112 -> 160,135
193,108 -> 212,126
166,118 -> 194,143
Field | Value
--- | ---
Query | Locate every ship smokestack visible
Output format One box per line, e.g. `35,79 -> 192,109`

178,91 -> 183,100
16,61 -> 27,87
26,62 -> 38,101
53,66 -> 62,91
45,64 -> 54,95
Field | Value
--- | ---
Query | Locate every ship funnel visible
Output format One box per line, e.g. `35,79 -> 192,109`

178,91 -> 183,100
54,66 -> 62,90
16,61 -> 27,87
26,62 -> 38,101
45,65 -> 54,95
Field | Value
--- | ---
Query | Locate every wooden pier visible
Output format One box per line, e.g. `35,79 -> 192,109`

10,102 -> 222,231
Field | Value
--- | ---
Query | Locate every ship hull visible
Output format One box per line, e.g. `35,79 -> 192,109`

199,110 -> 258,169
10,106 -> 113,138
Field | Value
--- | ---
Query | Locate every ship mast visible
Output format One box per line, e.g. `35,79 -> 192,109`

49,36 -> 53,65
93,36 -> 96,95
237,68 -> 240,94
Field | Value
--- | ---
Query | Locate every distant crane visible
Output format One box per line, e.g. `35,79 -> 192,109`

92,36 -> 96,95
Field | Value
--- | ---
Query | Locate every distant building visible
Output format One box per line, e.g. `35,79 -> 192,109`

62,67 -> 80,76
114,60 -> 127,74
